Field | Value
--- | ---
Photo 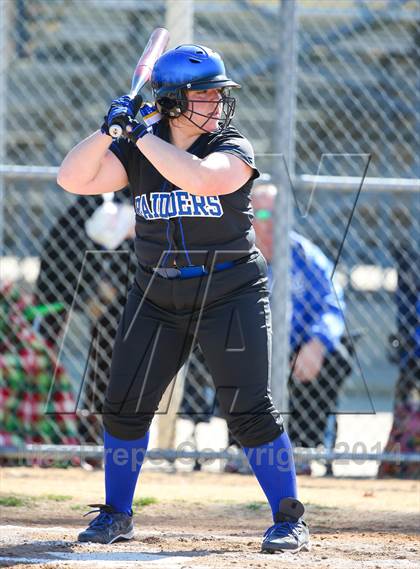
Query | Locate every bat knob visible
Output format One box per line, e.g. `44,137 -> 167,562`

109,124 -> 123,139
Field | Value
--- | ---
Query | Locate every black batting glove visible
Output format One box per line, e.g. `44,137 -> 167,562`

101,94 -> 143,136
123,103 -> 161,143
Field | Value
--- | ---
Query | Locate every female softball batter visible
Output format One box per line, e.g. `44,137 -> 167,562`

58,44 -> 310,553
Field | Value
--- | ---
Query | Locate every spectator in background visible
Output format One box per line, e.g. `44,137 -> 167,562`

179,178 -> 353,476
378,243 -> 420,479
249,179 -> 352,475
34,190 -> 135,467
35,188 -> 186,465
35,190 -> 133,352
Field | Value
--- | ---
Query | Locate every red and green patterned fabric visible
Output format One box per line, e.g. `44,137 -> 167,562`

378,364 -> 420,480
0,283 -> 78,447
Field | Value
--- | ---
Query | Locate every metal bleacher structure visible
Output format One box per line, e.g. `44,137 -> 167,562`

4,0 -> 417,316
5,0 -> 418,175
3,0 -> 417,306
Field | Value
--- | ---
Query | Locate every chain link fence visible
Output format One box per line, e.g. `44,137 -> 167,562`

1,0 -> 419,476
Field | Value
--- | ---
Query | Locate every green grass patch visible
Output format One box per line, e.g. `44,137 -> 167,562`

70,504 -> 86,511
245,501 -> 266,511
132,496 -> 158,508
43,494 -> 73,502
0,495 -> 31,507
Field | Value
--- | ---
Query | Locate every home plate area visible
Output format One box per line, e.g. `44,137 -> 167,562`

1,470 -> 418,569
0,525 -> 302,569
0,526 -> 202,568
1,523 -> 419,569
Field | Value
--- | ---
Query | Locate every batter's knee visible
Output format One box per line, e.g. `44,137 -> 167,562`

102,399 -> 153,440
226,402 -> 284,448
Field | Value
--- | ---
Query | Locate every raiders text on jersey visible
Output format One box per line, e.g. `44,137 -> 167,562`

134,189 -> 223,220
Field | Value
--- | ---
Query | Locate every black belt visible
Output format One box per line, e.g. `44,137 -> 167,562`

140,254 -> 254,280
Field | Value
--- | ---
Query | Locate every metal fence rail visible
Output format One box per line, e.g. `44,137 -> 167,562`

2,443 -> 420,465
1,1 -> 418,174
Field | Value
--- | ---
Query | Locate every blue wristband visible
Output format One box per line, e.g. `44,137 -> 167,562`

126,121 -> 151,143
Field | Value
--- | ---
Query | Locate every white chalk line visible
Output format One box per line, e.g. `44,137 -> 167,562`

0,556 -> 194,567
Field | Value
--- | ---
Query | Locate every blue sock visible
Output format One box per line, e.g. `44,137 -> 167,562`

243,431 -> 297,521
104,428 -> 149,514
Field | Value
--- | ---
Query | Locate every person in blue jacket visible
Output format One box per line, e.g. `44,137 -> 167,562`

183,177 -> 352,475
250,179 -> 351,474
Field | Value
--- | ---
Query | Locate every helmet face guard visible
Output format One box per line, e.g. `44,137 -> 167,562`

156,86 -> 236,132
151,44 -> 240,132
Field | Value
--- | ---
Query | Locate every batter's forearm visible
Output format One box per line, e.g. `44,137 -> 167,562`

136,134 -> 208,194
57,131 -> 112,193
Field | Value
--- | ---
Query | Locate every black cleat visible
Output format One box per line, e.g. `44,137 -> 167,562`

77,503 -> 134,544
261,497 -> 310,553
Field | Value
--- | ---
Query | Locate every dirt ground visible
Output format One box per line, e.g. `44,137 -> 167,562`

0,467 -> 419,568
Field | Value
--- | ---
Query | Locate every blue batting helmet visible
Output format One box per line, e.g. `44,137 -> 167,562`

151,44 -> 240,130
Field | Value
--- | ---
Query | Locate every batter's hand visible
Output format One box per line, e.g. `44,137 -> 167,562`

101,94 -> 143,136
291,338 -> 326,383
124,103 -> 161,143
